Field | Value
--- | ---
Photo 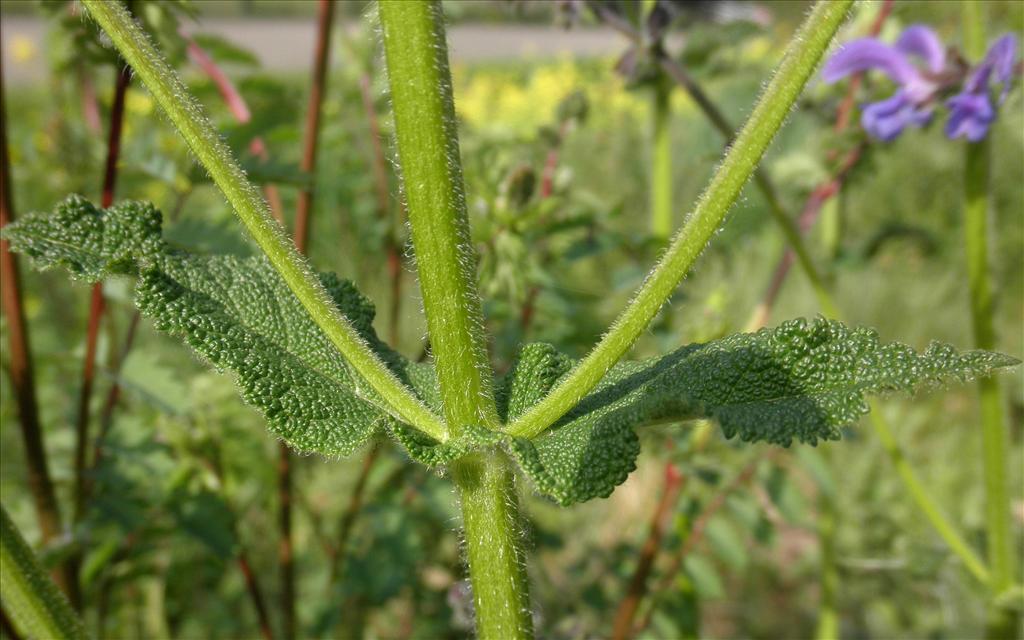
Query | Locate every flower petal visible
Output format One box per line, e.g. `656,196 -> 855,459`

985,33 -> 1018,84
896,25 -> 946,73
861,91 -> 932,141
822,39 -> 919,86
945,92 -> 995,141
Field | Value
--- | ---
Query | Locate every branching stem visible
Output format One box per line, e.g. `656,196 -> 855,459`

508,0 -> 854,439
378,0 -> 498,434
81,0 -> 446,442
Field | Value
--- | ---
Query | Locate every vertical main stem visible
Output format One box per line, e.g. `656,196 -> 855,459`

0,46 -> 71,597
965,142 -> 1014,592
379,0 -> 498,434
962,4 -> 1016,620
378,3 -> 529,638
650,82 -> 672,241
452,453 -> 533,640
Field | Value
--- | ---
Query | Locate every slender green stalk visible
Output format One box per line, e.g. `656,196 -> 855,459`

451,453 -> 533,640
962,5 -> 1016,618
814,480 -> 839,640
0,506 -> 88,640
651,83 -> 673,241
508,0 -> 854,439
378,4 -> 529,637
649,0 -> 987,589
867,407 -> 990,584
378,0 -> 498,434
80,0 -> 446,442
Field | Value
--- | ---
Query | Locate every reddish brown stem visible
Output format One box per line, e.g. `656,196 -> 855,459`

751,0 -> 891,329
237,549 -> 275,640
281,4 -> 335,636
634,454 -> 766,636
72,57 -> 131,522
0,48 -> 73,598
83,310 -> 141,501
276,444 -> 294,640
611,464 -> 685,640
293,0 -> 335,254
65,43 -> 134,614
834,0 -> 894,133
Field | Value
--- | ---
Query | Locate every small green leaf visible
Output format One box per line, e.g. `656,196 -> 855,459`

2,195 -> 164,280
705,517 -> 748,570
683,555 -> 724,600
3,197 -> 437,457
502,319 -> 1017,505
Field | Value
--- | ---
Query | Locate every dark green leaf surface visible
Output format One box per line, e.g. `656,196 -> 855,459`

5,198 -> 1017,502
2,196 -> 436,456
500,319 -> 1017,505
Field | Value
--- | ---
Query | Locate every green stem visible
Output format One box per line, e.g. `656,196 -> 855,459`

377,4 -> 530,638
651,82 -> 673,241
967,142 -> 1015,593
378,0 -> 498,434
81,0 -> 446,442
451,453 -> 533,640
814,478 -> 839,640
962,5 -> 1015,603
508,0 -> 854,439
868,406 -> 990,584
654,0 -> 986,589
0,505 -> 88,640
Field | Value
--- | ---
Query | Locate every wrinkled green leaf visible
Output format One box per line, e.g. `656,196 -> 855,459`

498,319 -> 1016,505
2,196 -> 435,456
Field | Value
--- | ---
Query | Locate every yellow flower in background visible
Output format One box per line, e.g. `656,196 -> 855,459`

454,56 -> 651,136
127,92 -> 154,117
10,35 -> 36,63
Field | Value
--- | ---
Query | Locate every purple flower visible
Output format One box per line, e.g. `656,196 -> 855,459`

945,34 -> 1018,141
823,25 -> 947,141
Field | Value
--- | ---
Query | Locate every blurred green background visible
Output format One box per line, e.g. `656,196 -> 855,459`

1,1 -> 1021,638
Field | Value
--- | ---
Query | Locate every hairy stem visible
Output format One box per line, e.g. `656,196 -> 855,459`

650,82 -> 672,241
451,453 -> 533,640
0,506 -> 86,640
378,0 -> 499,434
81,0 -> 446,441
963,3 -> 1015,610
378,4 -> 530,637
0,49 -> 71,597
509,0 -> 854,439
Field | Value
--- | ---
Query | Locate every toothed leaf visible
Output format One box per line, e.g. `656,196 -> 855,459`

502,318 -> 1017,505
2,194 -> 165,279
3,196 -> 438,456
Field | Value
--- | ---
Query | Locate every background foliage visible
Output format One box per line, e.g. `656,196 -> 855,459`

1,1 -> 1021,638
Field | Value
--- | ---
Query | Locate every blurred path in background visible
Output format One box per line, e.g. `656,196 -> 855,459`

1,17 -> 622,84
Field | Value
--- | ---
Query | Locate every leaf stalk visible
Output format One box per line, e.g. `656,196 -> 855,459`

507,0 -> 855,439
80,0 -> 447,442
